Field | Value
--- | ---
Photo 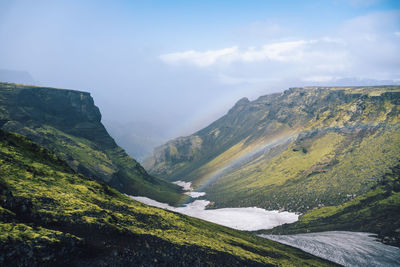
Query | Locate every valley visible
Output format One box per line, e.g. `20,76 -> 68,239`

141,85 -> 400,265
130,181 -> 298,231
0,83 -> 338,266
2,1 -> 400,266
1,83 -> 399,266
0,126 -> 332,266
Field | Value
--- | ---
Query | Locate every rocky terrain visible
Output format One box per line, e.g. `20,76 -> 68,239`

0,82 -> 183,204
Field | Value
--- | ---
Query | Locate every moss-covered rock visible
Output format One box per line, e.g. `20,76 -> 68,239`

0,82 -> 183,205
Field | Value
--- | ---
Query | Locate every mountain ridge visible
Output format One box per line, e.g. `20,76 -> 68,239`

144,86 -> 400,211
0,82 -> 184,204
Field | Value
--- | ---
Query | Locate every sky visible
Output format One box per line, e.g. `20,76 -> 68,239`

1,0 -> 400,158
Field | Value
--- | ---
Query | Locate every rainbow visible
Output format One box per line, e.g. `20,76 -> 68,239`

176,132 -> 299,204
186,123 -> 387,199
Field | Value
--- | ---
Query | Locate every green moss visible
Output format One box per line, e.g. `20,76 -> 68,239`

0,129 -> 333,266
260,164 -> 400,246
0,223 -> 76,244
144,86 -> 400,212
0,82 -> 184,205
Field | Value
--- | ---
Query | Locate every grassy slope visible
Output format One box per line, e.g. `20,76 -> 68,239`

145,86 -> 400,212
0,82 -> 183,205
259,162 -> 400,247
206,124 -> 400,211
0,130 -> 335,266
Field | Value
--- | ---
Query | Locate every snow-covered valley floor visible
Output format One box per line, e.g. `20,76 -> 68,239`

261,231 -> 400,267
130,196 -> 298,231
130,181 -> 400,266
129,180 -> 298,231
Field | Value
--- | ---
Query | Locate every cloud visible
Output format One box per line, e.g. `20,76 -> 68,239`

160,46 -> 239,67
160,40 -> 320,67
159,10 -> 400,85
302,75 -> 334,83
240,40 -> 309,62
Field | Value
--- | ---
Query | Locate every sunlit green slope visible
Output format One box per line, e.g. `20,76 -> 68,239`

144,86 -> 400,211
0,82 -> 183,204
0,130 -> 334,266
260,162 -> 400,247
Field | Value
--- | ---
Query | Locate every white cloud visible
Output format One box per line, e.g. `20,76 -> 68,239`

159,10 -> 400,85
218,74 -> 277,85
302,75 -> 334,82
241,40 -> 309,62
160,46 -> 238,67
160,40 -> 317,67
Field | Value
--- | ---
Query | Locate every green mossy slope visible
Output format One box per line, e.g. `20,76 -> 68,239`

260,162 -> 400,247
0,130 -> 335,266
0,82 -> 183,205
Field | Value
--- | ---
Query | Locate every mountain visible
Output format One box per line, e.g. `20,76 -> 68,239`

0,129 -> 334,266
0,82 -> 183,204
144,86 -> 400,212
0,69 -> 36,85
104,120 -> 168,161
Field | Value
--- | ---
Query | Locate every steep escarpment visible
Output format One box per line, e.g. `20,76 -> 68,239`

0,82 -> 183,204
144,86 -> 400,212
0,130 -> 334,266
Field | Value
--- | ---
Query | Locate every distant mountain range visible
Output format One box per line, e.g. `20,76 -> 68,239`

0,69 -> 36,84
104,120 -> 169,161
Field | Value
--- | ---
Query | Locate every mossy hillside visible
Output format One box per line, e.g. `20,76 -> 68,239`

206,124 -> 400,211
145,86 -> 400,212
260,163 -> 400,247
0,82 -> 183,205
0,130 -> 334,266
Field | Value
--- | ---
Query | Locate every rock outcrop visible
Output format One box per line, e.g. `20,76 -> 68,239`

0,82 -> 183,204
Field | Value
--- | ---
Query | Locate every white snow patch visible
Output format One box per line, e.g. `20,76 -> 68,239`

129,196 -> 298,231
186,191 -> 206,198
260,231 -> 400,267
172,180 -> 206,199
172,180 -> 192,191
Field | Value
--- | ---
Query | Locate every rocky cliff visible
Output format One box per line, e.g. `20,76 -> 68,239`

0,82 -> 183,204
